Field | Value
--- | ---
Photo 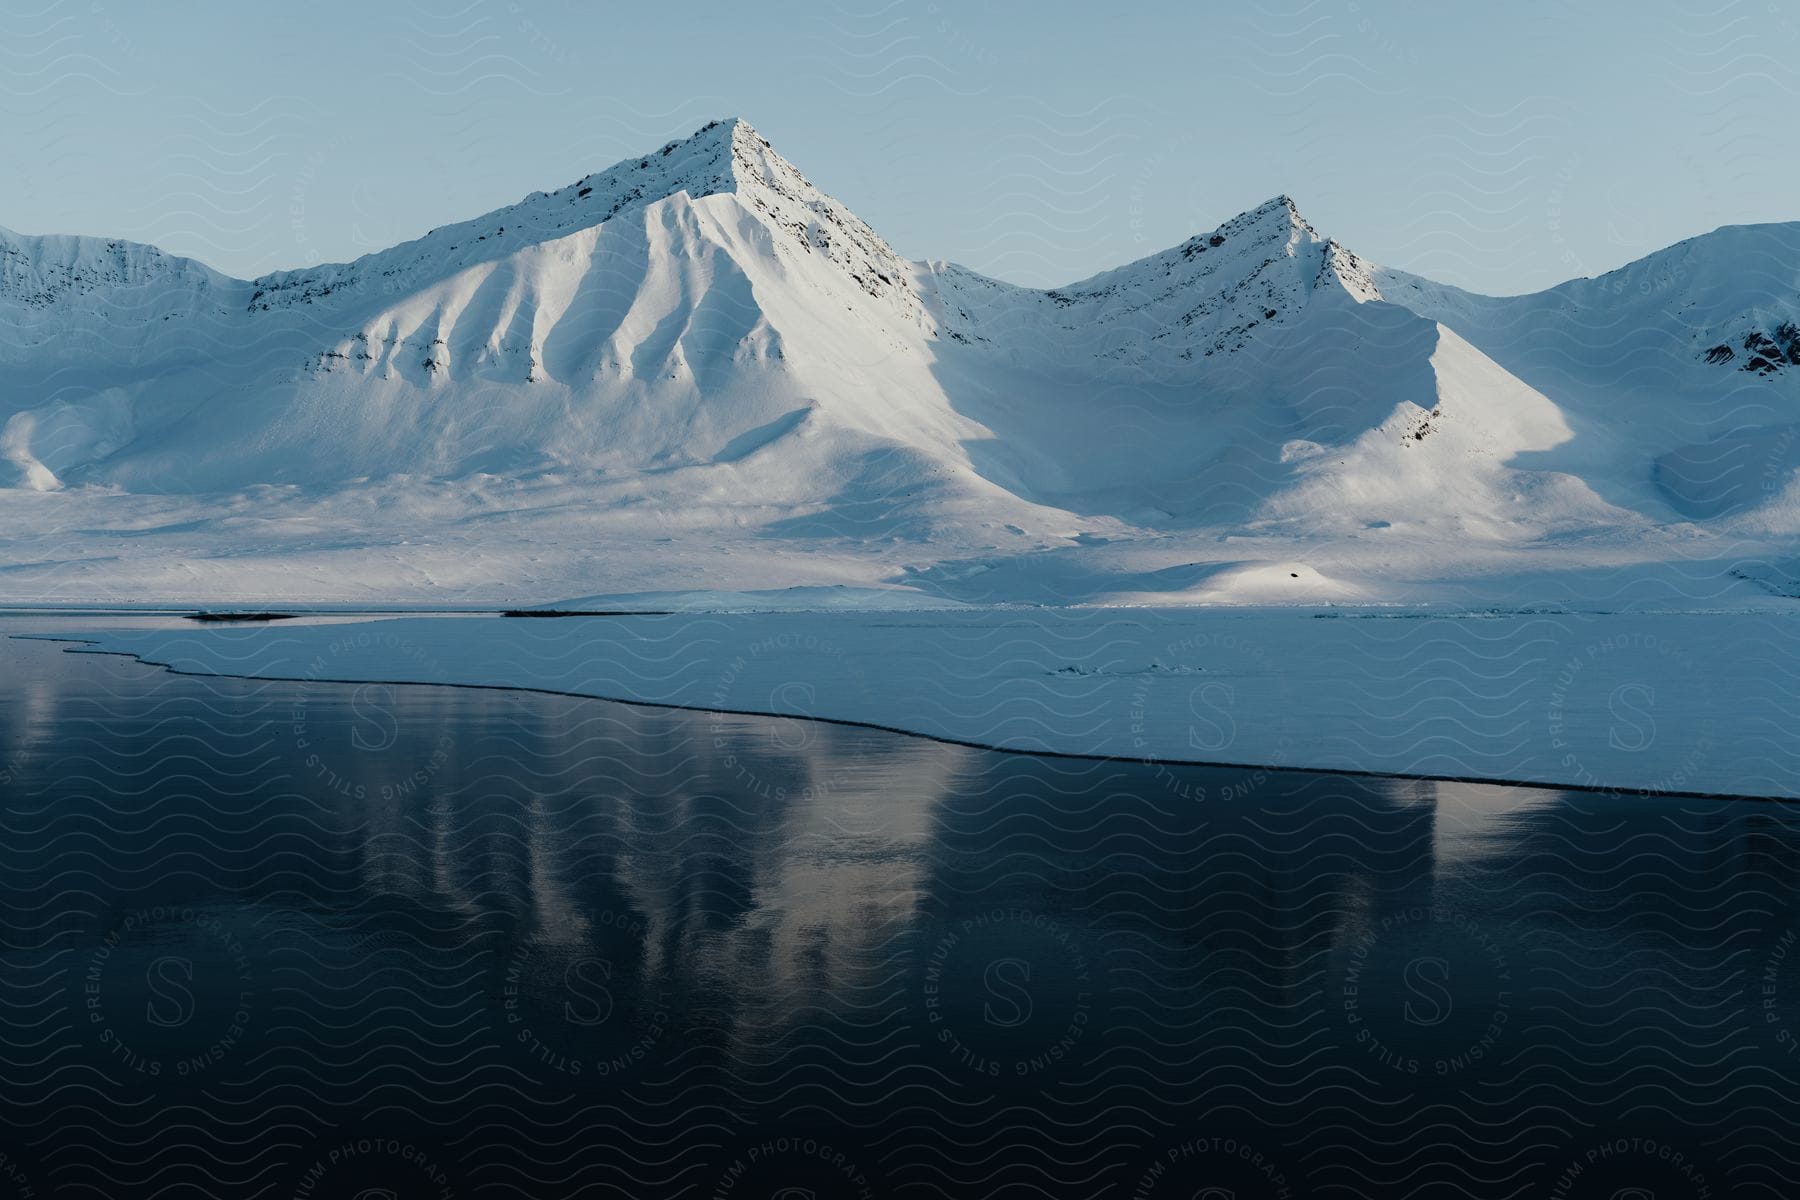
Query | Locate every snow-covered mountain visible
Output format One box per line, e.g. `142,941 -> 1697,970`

2,118 -> 1797,606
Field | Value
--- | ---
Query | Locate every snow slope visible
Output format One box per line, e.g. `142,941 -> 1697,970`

1,119 -> 1797,607
0,226 -> 242,364
1377,223 -> 1800,526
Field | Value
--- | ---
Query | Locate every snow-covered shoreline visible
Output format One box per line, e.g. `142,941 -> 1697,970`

23,607 -> 1798,800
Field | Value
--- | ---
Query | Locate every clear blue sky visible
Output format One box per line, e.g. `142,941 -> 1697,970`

3,0 -> 1794,294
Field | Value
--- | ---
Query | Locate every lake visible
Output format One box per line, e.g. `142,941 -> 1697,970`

0,616 -> 1793,1199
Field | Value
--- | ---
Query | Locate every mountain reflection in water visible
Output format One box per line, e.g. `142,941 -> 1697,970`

0,623 -> 1793,1199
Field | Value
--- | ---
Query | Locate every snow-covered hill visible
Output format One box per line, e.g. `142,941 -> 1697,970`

1377,221 -> 1800,526
0,227 -> 242,366
1,118 -> 1796,607
925,195 -> 1380,372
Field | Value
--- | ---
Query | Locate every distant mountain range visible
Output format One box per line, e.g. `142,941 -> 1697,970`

3,117 -> 1797,606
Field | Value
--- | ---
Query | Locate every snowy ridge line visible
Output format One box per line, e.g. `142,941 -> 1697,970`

923,194 -> 1379,377
4,117 -> 1800,606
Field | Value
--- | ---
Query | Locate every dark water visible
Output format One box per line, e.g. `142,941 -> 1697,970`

1,621 -> 1796,1199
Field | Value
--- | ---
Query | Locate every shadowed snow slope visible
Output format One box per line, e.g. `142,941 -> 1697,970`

2,119 -> 1798,606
